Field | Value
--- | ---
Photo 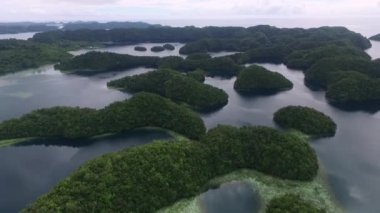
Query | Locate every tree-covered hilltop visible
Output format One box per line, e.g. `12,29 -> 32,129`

0,39 -> 72,75
55,51 -> 160,74
134,46 -> 147,51
151,46 -> 165,52
107,69 -> 228,112
284,44 -> 371,70
0,93 -> 206,141
159,56 -> 242,77
56,52 -> 242,77
325,73 -> 380,108
304,56 -> 380,89
201,125 -> 318,181
274,106 -> 337,137
179,38 -> 259,54
234,65 -> 293,95
23,125 -> 318,212
185,69 -> 205,82
163,44 -> 175,50
266,194 -> 326,213
369,34 -> 380,41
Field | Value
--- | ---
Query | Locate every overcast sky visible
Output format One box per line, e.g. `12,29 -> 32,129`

1,0 -> 380,22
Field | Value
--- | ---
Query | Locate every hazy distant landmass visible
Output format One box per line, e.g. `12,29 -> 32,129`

0,22 -> 57,34
0,21 -> 160,34
62,21 -> 162,30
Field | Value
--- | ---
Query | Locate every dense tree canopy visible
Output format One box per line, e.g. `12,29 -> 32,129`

57,52 -> 242,77
163,44 -> 175,50
151,46 -> 165,52
0,39 -> 71,75
274,106 -> 337,137
179,38 -> 259,54
284,44 -> 371,70
234,65 -> 293,95
23,141 -> 214,213
134,46 -> 147,51
107,69 -> 228,112
266,194 -> 325,213
56,52 -> 160,74
185,69 -> 206,82
325,73 -> 380,108
201,125 -> 319,181
186,53 -> 212,60
304,56 -> 380,89
0,93 -> 206,141
24,125 -> 319,212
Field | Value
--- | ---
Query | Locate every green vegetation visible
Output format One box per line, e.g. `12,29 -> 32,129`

274,106 -> 337,137
23,140 -> 213,213
24,124 -> 320,212
304,56 -> 380,89
32,26 -> 371,51
163,44 -> 175,50
55,52 -> 160,74
186,53 -> 212,60
285,44 -> 370,70
186,69 -> 205,82
56,52 -> 241,77
267,194 -> 325,213
151,46 -> 165,52
234,65 -> 293,95
161,170 -> 341,213
107,69 -> 228,112
201,125 -> 318,181
370,34 -> 380,41
179,38 -> 258,54
134,46 -> 147,51
325,73 -> 380,108
0,39 -> 71,75
159,56 -> 241,77
0,93 -> 206,141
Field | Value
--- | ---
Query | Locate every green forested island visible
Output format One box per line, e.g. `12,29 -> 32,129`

151,46 -> 165,52
56,51 -> 160,74
107,69 -> 228,112
0,39 -> 72,75
234,65 -> 293,95
56,52 -> 241,77
0,93 -> 206,141
24,125 -> 319,212
1,25 -> 375,110
163,43 -> 175,50
134,46 -> 147,51
274,106 -> 337,137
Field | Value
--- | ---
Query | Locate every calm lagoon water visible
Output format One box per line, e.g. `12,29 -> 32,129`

0,38 -> 379,212
200,182 -> 261,213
